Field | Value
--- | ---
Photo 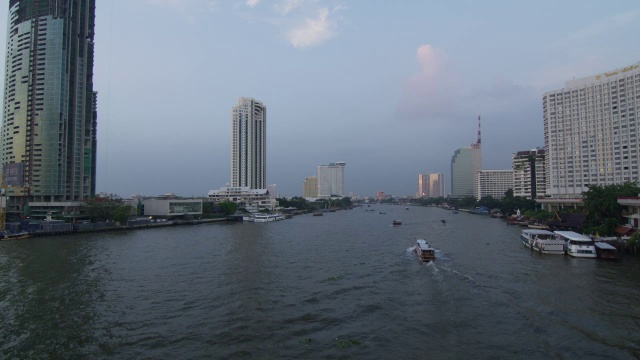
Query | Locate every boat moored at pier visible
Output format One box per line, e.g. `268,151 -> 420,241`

520,229 -> 564,254
554,231 -> 596,258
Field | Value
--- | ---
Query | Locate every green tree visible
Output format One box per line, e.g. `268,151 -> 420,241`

583,182 -> 640,235
218,201 -> 238,216
113,205 -> 133,224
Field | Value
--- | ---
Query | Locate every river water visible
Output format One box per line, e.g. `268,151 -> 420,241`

1,206 -> 639,359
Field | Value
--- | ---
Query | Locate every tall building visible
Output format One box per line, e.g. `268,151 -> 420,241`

450,116 -> 482,198
303,176 -> 318,198
318,162 -> 346,197
512,149 -> 546,199
1,0 -> 97,205
543,62 -> 640,199
231,97 -> 266,189
419,172 -> 445,198
476,170 -> 514,200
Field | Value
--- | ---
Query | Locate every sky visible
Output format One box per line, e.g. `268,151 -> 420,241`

1,0 -> 640,198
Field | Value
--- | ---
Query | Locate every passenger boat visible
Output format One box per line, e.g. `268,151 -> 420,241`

253,214 -> 281,223
415,239 -> 436,262
520,229 -> 564,254
594,242 -> 620,260
554,231 -> 596,258
392,220 -> 402,226
1,232 -> 32,240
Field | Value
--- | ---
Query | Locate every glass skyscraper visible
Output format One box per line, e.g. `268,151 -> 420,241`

231,97 -> 266,189
1,0 -> 97,205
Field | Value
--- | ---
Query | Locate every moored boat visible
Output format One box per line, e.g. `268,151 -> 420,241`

594,242 -> 620,260
415,239 -> 436,262
1,231 -> 32,240
253,214 -> 282,223
313,211 -> 323,216
554,231 -> 596,258
520,229 -> 564,254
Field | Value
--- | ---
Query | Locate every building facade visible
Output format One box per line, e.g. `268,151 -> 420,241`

475,170 -> 514,200
450,116 -> 482,198
231,97 -> 266,189
318,162 -> 346,197
512,148 -> 546,199
303,176 -> 318,198
208,186 -> 276,211
1,0 -> 97,206
419,172 -> 445,198
543,62 -> 640,198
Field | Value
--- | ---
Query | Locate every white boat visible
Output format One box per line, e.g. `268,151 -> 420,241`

520,229 -> 564,254
253,214 -> 278,223
415,239 -> 436,262
554,231 -> 596,258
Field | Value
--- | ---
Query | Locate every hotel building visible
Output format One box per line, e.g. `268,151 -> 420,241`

231,97 -> 266,189
541,62 -> 640,210
475,170 -> 514,200
1,0 -> 97,209
450,116 -> 482,198
512,149 -> 546,199
318,162 -> 346,197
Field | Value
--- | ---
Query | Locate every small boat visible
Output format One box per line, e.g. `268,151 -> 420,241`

594,242 -> 620,260
392,220 -> 402,226
1,232 -> 32,240
379,212 -> 386,215
520,229 -> 564,254
406,207 -> 409,210
415,239 -> 436,262
528,223 -> 549,230
313,211 -> 323,216
554,231 -> 596,258
441,219 -> 446,224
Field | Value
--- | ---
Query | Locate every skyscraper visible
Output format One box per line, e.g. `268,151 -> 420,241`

231,97 -> 266,189
318,162 -> 346,197
1,0 -> 97,204
450,116 -> 482,198
543,62 -> 640,198
303,176 -> 318,197
512,148 -> 546,199
419,172 -> 445,198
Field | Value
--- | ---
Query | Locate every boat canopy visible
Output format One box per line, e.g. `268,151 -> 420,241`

594,242 -> 617,250
416,239 -> 432,250
522,229 -> 555,236
554,231 -> 592,242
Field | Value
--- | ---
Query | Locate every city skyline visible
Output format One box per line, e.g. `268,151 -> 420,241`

1,1 -> 639,197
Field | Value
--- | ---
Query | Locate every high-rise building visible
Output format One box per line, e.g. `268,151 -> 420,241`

231,97 -> 266,189
318,162 -> 346,197
419,172 -> 445,198
543,62 -> 640,198
512,149 -> 546,199
303,176 -> 318,198
450,116 -> 482,198
476,170 -> 514,200
1,0 -> 97,205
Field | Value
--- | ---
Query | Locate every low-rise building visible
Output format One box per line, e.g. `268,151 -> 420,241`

208,186 -> 276,212
143,198 -> 203,217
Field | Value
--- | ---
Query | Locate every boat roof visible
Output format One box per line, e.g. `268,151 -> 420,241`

594,242 -> 617,250
554,230 -> 592,241
416,239 -> 432,250
522,229 -> 555,236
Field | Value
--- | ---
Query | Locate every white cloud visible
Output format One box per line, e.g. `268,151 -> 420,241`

287,8 -> 336,49
274,0 -> 304,15
399,44 -> 460,118
246,0 -> 261,8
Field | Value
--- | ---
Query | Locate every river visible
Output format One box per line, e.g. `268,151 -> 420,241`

1,206 -> 639,359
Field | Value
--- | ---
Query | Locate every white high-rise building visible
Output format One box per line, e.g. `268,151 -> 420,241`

543,62 -> 640,198
231,97 -> 266,189
318,162 -> 346,197
476,170 -> 514,200
512,149 -> 546,199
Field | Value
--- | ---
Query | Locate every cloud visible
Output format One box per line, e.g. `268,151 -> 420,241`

274,0 -> 304,15
556,10 -> 639,45
246,0 -> 261,8
287,8 -> 336,49
399,44 -> 461,119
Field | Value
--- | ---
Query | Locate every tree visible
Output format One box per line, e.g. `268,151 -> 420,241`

582,182 -> 640,235
218,201 -> 238,216
113,205 -> 133,224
